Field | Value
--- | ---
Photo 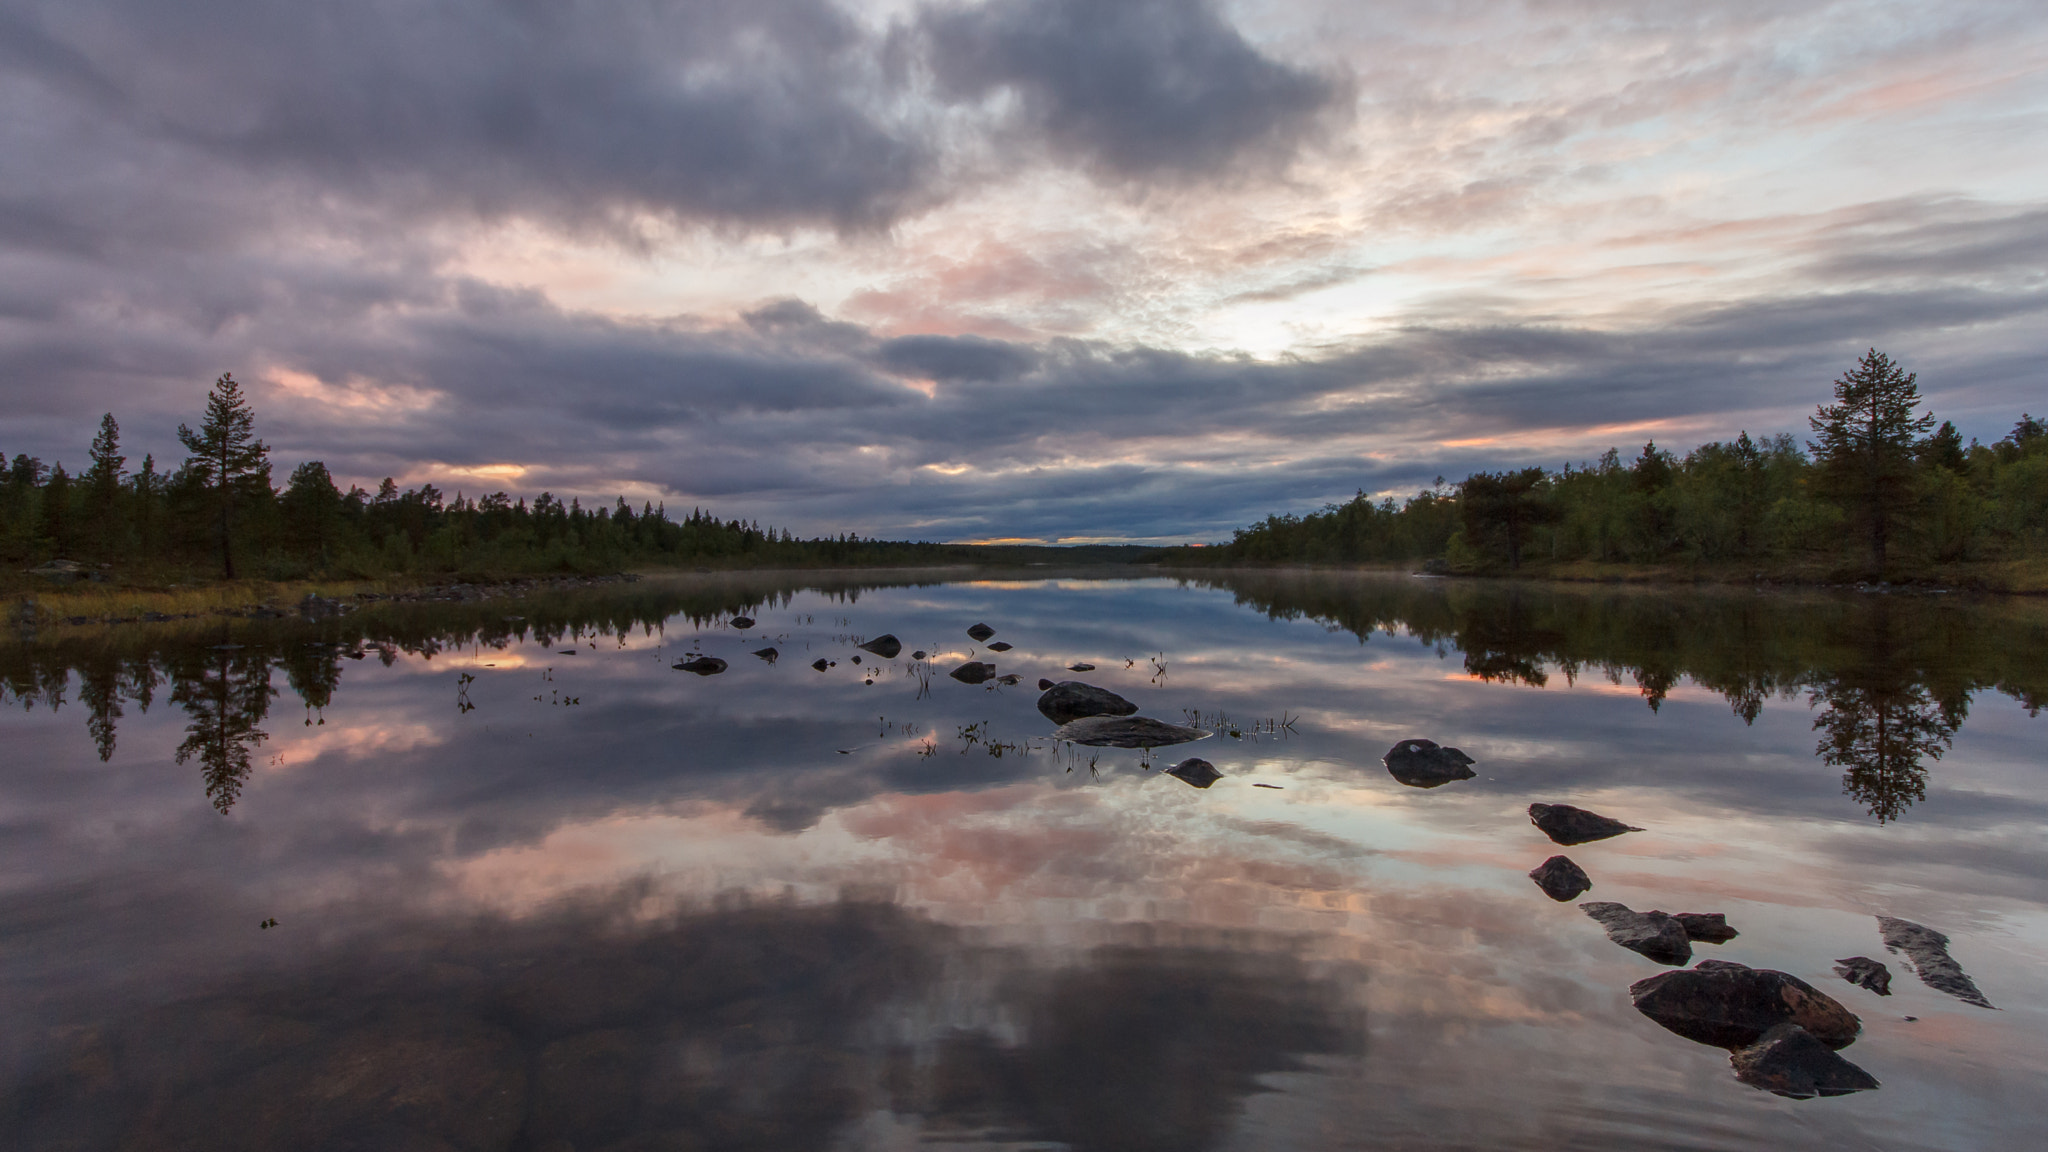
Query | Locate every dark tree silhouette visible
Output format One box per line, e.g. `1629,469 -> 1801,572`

1460,468 -> 1555,569
82,412 -> 125,554
172,646 -> 275,814
1808,349 -> 1935,571
177,373 -> 271,579
1810,680 -> 1953,823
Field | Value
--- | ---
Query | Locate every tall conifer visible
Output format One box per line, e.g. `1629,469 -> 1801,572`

178,373 -> 271,579
1807,349 -> 1935,571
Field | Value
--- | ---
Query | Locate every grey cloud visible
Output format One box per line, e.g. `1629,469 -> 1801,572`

918,0 -> 1342,182
875,334 -> 1040,383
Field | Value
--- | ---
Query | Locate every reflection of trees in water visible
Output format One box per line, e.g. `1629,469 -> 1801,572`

1809,680 -> 1955,824
171,647 -> 276,814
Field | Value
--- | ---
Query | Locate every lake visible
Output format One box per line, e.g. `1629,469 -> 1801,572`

4,570 -> 2044,1150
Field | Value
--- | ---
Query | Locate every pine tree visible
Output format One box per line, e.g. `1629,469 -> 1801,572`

1808,350 -> 1936,571
178,373 -> 271,579
82,413 -> 125,555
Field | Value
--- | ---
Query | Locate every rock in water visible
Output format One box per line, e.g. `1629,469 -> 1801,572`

1529,803 -> 1644,845
1167,758 -> 1222,788
674,656 -> 727,675
1068,662 -> 1095,671
996,674 -> 1021,685
966,623 -> 996,642
1878,916 -> 1996,1008
1529,856 -> 1592,902
949,661 -> 997,685
986,642 -> 1012,652
1833,957 -> 1892,996
1675,913 -> 1740,944
858,634 -> 903,659
1382,738 -> 1477,788
811,658 -> 831,671
1037,681 -> 1140,725
752,646 -> 779,663
730,617 -> 754,628
1037,678 -> 1055,690
1052,716 -> 1209,749
1629,960 -> 1862,1050
1729,1023 -> 1880,1099
1581,902 -> 1693,965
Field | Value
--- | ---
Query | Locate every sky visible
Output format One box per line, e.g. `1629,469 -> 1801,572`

2,0 -> 2045,544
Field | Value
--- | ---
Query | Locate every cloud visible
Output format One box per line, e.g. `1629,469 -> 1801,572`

917,0 -> 1344,183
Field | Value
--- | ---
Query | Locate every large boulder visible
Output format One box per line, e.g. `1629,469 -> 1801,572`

1878,916 -> 1995,1009
1729,1023 -> 1880,1098
1382,739 -> 1477,788
1166,758 -> 1222,789
1037,681 -> 1139,725
1833,957 -> 1892,996
1528,856 -> 1592,902
1529,803 -> 1643,845
858,634 -> 902,659
1581,902 -> 1692,966
1629,960 -> 1862,1050
1052,715 -> 1208,749
949,661 -> 997,685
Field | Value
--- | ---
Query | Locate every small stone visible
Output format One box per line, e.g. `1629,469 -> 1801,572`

673,656 -> 727,675
1581,902 -> 1692,965
1878,916 -> 1995,1008
850,655 -> 861,664
811,658 -> 831,671
987,641 -> 1013,651
752,647 -> 779,663
858,635 -> 902,658
1052,715 -> 1209,749
1068,662 -> 1095,671
1530,803 -> 1643,845
1833,957 -> 1892,996
1037,681 -> 1139,725
1037,678 -> 1055,690
1528,856 -> 1591,902
1167,758 -> 1222,788
966,623 -> 996,641
730,617 -> 754,628
996,674 -> 1021,685
911,650 -> 928,661
1382,739 -> 1476,788
1729,1023 -> 1879,1099
1674,913 -> 1739,944
949,661 -> 997,685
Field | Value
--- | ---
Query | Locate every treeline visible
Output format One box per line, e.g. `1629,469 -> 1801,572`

1,374 -> 967,580
1179,352 -> 2048,577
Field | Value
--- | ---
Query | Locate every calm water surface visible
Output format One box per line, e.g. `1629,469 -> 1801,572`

4,571 -> 2045,1150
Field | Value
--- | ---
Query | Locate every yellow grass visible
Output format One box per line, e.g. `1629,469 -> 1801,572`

8,577 -> 397,624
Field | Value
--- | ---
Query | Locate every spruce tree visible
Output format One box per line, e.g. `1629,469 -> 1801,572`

1808,349 -> 1935,572
83,413 -> 125,554
178,373 -> 271,579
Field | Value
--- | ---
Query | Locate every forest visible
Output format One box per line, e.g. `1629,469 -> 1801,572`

1169,352 -> 2048,581
1,374 -> 987,583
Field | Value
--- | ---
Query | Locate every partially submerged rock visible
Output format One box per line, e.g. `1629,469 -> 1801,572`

1037,681 -> 1139,725
674,656 -> 727,675
752,646 -> 778,663
1729,1023 -> 1880,1099
1675,913 -> 1739,945
1529,856 -> 1592,902
730,617 -> 754,629
1833,957 -> 1892,996
1581,902 -> 1692,966
995,674 -> 1021,685
1068,662 -> 1095,671
811,658 -> 831,671
1167,758 -> 1222,788
911,650 -> 928,661
1878,916 -> 1996,1008
1037,678 -> 1055,690
1382,738 -> 1477,788
986,641 -> 1013,652
858,634 -> 902,659
1052,715 -> 1209,749
1629,960 -> 1862,1050
966,623 -> 996,642
949,661 -> 997,685
1529,803 -> 1643,845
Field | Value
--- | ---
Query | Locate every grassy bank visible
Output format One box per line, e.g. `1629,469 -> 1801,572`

1155,554 -> 2048,594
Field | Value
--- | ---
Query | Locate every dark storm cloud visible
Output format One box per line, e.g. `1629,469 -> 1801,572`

918,0 -> 1343,182
2,0 -> 935,233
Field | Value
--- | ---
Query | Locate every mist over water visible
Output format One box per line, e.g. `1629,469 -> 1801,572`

4,572 -> 2044,1149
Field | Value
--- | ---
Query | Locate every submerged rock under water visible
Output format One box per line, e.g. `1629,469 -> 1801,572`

1879,916 -> 1996,1009
1530,803 -> 1643,845
1052,715 -> 1209,749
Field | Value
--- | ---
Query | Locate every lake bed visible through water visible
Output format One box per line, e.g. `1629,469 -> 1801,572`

4,571 -> 2045,1150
